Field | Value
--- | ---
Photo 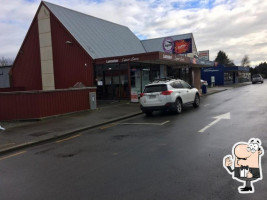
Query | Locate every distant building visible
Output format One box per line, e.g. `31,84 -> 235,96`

201,64 -> 250,86
0,65 -> 12,88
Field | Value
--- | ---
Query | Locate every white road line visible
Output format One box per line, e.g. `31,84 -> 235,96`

198,112 -> 231,133
203,104 -> 210,107
198,118 -> 221,133
160,121 -> 170,125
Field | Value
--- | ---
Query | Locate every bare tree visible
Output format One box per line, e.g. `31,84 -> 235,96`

0,56 -> 14,66
241,55 -> 250,67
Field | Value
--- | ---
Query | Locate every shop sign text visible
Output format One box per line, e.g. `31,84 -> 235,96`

106,59 -> 118,64
163,54 -> 173,59
121,57 -> 140,62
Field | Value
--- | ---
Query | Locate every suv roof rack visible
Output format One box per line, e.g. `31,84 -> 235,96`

152,77 -> 175,83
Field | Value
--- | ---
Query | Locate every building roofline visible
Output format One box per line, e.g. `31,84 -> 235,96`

42,2 -> 94,61
10,2 -> 44,76
42,1 -> 129,29
141,33 -> 193,42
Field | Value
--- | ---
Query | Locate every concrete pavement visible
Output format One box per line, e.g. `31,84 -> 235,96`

0,103 -> 142,155
201,81 -> 252,96
0,82 -> 251,155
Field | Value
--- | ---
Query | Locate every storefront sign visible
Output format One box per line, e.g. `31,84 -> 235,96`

163,54 -> 173,59
196,60 -> 214,66
131,90 -> 139,103
203,69 -> 220,72
121,57 -> 140,62
174,55 -> 186,62
173,38 -> 192,54
190,58 -> 214,66
106,59 -> 118,63
162,37 -> 174,53
198,50 -> 209,61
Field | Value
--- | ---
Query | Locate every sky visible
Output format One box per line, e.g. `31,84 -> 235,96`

0,0 -> 266,67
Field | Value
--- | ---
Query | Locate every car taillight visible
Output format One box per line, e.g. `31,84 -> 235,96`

161,90 -> 173,95
140,93 -> 144,97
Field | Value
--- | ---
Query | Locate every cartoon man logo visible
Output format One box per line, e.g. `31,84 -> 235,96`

223,138 -> 264,193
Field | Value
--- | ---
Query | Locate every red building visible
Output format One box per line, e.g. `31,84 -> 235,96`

11,1 -> 214,98
1,1 -> 214,121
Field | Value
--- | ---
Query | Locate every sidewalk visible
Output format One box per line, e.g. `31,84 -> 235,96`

0,102 -> 142,155
0,82 -> 251,155
201,82 -> 251,96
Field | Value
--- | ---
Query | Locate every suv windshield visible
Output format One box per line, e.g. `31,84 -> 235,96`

144,84 -> 167,93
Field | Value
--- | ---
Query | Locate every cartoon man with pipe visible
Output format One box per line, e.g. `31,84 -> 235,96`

223,138 -> 264,193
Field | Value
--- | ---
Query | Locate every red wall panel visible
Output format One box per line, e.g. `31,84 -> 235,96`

50,14 -> 94,89
0,88 -> 96,121
11,18 -> 42,91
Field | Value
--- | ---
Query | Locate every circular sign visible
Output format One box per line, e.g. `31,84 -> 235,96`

162,37 -> 174,53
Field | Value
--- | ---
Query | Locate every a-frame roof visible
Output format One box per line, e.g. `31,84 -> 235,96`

43,1 -> 146,59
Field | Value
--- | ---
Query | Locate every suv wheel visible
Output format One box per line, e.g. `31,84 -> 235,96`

193,94 -> 200,108
174,99 -> 182,114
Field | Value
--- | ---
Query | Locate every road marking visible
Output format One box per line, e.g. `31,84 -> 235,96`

119,121 -> 170,126
0,151 -> 26,161
100,123 -> 118,130
198,112 -> 231,133
56,134 -> 81,143
160,121 -> 170,125
203,104 -> 210,107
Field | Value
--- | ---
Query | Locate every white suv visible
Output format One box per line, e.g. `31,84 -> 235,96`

140,79 -> 200,116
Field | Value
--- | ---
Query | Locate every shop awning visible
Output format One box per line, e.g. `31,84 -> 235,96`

95,51 -> 215,68
224,66 -> 250,72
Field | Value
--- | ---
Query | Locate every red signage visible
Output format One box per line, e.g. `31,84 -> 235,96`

173,39 -> 192,54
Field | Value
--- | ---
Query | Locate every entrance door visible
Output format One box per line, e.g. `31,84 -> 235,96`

96,63 -> 129,100
130,68 -> 150,102
103,69 -> 120,100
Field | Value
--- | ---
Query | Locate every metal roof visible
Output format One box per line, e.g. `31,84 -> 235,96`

141,33 -> 196,53
43,1 -> 146,59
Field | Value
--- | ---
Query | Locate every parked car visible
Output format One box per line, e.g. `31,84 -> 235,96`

252,74 -> 264,84
140,78 -> 200,116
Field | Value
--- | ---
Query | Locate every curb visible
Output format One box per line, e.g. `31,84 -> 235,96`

0,83 -> 252,155
201,89 -> 227,97
201,82 -> 251,97
0,111 -> 143,156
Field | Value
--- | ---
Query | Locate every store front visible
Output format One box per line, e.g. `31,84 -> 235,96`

201,64 -> 250,86
95,52 -> 214,101
224,71 -> 235,85
95,63 -> 129,100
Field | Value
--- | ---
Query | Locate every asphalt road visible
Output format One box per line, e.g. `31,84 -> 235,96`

1,82 -> 267,200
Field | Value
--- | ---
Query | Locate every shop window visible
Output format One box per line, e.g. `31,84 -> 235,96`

0,68 -> 3,75
224,72 -> 233,82
95,63 -> 129,100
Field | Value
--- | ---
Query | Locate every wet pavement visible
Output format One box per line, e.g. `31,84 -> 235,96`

0,82 -> 251,155
1,81 -> 266,200
0,103 -> 142,154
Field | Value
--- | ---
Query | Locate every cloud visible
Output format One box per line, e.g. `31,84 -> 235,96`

0,0 -> 266,66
